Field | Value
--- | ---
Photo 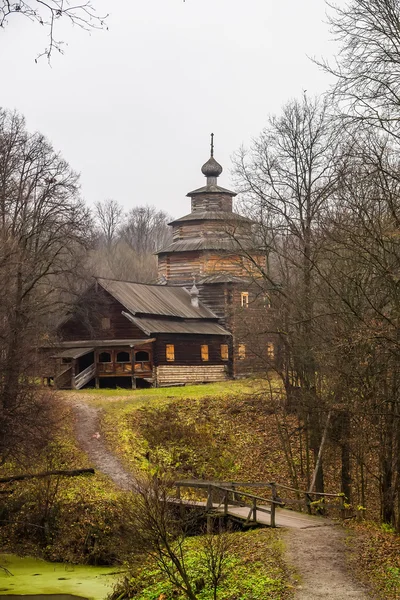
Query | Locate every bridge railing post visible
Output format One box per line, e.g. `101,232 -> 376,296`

224,491 -> 228,515
231,482 -> 237,503
206,485 -> 213,510
270,499 -> 276,527
252,497 -> 257,522
270,482 -> 277,528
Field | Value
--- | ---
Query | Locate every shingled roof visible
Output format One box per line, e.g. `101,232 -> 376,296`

156,237 -> 256,255
168,211 -> 253,226
186,184 -> 237,197
97,278 -> 217,319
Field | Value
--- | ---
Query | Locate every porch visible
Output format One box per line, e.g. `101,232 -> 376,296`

52,339 -> 155,389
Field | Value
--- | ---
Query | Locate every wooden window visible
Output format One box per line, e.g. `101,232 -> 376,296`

238,344 -> 246,360
101,317 -> 111,330
220,344 -> 229,361
166,344 -> 175,362
116,351 -> 130,363
241,292 -> 249,308
99,351 -> 111,363
267,342 -> 275,360
201,345 -> 209,361
135,351 -> 150,362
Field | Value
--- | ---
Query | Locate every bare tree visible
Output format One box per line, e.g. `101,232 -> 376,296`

321,0 -> 400,141
121,205 -> 172,255
0,0 -> 108,61
0,108 -> 92,463
115,476 -> 234,600
89,202 -> 171,283
233,94 -> 343,493
94,198 -> 123,247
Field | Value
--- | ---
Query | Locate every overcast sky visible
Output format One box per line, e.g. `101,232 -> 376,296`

0,0 -> 338,219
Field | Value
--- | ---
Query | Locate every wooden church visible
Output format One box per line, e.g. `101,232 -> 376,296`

48,139 -> 275,389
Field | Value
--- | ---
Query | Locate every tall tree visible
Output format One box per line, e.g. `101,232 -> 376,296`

322,0 -> 400,141
94,198 -> 123,248
0,108 -> 92,462
90,203 -> 172,283
234,94 -> 343,493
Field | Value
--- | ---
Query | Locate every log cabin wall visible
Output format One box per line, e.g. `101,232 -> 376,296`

226,285 -> 281,377
154,333 -> 231,385
191,193 -> 233,212
197,283 -> 228,322
154,334 -> 231,366
156,364 -> 227,386
58,288 -> 146,342
158,251 -> 202,284
158,251 -> 264,286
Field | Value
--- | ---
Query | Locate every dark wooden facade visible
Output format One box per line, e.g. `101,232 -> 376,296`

49,280 -> 232,389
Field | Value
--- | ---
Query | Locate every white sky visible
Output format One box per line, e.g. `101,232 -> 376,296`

0,0 -> 338,218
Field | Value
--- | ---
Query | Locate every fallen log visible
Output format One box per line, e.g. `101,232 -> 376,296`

0,468 -> 95,484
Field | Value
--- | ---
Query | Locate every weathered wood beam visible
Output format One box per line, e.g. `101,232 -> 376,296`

0,468 -> 95,484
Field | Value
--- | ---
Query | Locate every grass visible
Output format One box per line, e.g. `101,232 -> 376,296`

75,378 -> 294,490
72,379 -> 263,408
110,528 -> 294,600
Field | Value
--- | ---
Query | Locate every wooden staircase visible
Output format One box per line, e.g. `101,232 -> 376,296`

73,363 -> 96,389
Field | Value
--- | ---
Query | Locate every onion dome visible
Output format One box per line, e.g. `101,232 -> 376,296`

201,156 -> 223,178
201,133 -> 223,184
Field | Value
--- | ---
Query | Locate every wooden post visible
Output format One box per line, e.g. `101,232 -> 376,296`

95,377 -> 99,389
131,376 -> 136,389
270,482 -> 277,527
224,491 -> 228,515
270,499 -> 276,527
231,482 -> 237,502
252,497 -> 257,522
206,485 -> 213,510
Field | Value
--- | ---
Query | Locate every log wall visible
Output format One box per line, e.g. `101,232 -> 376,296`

191,193 -> 233,212
155,365 -> 228,386
59,288 -> 146,342
154,334 -> 231,368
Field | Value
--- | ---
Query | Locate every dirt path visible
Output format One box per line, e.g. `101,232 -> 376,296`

69,396 -> 373,598
284,526 -> 374,599
70,398 -> 136,491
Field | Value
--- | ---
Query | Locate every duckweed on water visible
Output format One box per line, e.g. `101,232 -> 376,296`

0,554 -> 121,600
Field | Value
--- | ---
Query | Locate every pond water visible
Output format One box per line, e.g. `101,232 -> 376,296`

0,554 -> 120,600
0,596 -> 87,599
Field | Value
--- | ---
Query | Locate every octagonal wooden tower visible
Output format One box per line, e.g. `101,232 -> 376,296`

156,141 -> 272,376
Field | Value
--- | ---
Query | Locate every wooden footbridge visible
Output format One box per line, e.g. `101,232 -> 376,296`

173,480 -> 343,529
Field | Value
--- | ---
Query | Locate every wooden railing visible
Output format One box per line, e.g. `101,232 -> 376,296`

175,480 -> 285,527
73,363 -> 96,389
175,479 -> 344,522
55,365 -> 72,389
